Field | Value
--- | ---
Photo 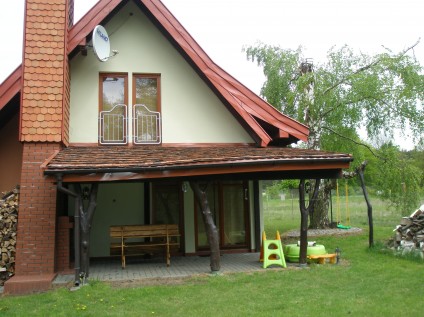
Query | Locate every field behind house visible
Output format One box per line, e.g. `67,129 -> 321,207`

263,192 -> 410,235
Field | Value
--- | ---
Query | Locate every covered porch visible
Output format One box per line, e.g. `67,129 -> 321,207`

44,145 -> 352,286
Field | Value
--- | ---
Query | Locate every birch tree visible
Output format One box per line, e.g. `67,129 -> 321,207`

245,41 -> 424,228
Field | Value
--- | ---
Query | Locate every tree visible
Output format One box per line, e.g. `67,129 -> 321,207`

374,144 -> 423,214
245,42 -> 424,228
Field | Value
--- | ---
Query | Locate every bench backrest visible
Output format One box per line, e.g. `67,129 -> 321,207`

110,224 -> 179,239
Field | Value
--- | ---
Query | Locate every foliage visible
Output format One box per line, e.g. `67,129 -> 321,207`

244,41 -> 424,160
374,144 -> 423,213
404,148 -> 424,187
245,42 -> 424,225
264,180 -> 299,199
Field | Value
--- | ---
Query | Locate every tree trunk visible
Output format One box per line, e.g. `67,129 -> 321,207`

308,179 -> 333,228
305,126 -> 333,229
190,181 -> 221,272
356,162 -> 374,247
75,184 -> 98,283
298,179 -> 320,265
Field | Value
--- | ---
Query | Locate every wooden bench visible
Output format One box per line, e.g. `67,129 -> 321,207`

110,224 -> 180,269
308,253 -> 337,264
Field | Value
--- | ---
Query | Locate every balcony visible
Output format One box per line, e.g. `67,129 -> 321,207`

98,104 -> 161,145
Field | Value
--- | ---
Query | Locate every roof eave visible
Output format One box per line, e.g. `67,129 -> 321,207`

45,156 -> 353,175
0,66 -> 22,112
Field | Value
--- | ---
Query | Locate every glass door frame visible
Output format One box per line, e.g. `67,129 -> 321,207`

194,180 -> 250,251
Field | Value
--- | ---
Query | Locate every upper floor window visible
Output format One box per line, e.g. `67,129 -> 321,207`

133,74 -> 161,112
99,73 -> 128,144
98,73 -> 161,145
133,74 -> 161,144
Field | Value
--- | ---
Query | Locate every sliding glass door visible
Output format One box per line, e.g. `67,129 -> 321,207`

196,181 -> 249,250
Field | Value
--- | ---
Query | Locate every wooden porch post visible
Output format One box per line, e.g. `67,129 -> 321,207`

190,181 -> 221,272
75,184 -> 99,282
356,162 -> 374,247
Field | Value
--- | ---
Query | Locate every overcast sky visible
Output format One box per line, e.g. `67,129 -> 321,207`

0,0 -> 422,148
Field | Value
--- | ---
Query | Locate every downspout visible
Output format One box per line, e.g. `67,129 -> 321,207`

56,174 -> 81,286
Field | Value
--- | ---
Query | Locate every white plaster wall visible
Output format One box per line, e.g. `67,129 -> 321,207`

69,1 -> 253,144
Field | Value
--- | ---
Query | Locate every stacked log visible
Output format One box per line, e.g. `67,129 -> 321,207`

392,205 -> 424,258
0,186 -> 18,286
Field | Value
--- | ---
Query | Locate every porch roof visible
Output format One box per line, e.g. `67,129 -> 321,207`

44,146 -> 353,182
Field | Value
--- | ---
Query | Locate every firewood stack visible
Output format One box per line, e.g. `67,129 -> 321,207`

0,186 -> 19,286
392,205 -> 424,258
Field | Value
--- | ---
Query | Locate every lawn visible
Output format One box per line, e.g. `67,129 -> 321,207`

1,193 -> 423,316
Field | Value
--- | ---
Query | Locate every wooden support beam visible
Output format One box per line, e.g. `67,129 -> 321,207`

356,162 -> 374,247
75,183 -> 99,282
190,181 -> 221,272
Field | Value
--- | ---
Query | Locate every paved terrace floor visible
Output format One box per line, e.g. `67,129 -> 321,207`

53,253 -> 295,286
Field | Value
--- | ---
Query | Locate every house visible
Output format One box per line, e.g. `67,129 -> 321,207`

0,0 -> 352,294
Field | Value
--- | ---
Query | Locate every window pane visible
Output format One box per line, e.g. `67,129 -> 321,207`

100,75 -> 127,144
153,184 -> 180,225
135,77 -> 158,111
102,77 -> 125,111
222,184 -> 246,246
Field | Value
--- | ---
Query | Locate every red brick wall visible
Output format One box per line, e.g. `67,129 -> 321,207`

5,0 -> 74,294
14,142 -> 62,275
56,216 -> 73,273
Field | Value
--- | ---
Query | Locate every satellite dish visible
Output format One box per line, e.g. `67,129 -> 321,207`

92,25 -> 111,62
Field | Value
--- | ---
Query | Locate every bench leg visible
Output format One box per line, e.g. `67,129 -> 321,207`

122,254 -> 126,269
121,239 -> 125,269
166,243 -> 170,267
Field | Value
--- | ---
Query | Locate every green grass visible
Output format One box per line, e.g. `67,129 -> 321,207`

1,243 -> 423,316
1,194 -> 423,316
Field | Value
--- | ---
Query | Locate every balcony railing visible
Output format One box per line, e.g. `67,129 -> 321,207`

133,104 -> 161,144
98,104 -> 161,145
99,104 -> 128,144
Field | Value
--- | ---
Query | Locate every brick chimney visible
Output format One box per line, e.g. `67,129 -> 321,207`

20,0 -> 72,144
5,0 -> 73,295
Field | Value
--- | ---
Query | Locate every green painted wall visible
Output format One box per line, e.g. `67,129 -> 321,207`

90,183 -> 145,257
69,1 -> 253,144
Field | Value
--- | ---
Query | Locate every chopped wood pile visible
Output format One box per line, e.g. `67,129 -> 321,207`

392,204 -> 424,258
0,186 -> 18,286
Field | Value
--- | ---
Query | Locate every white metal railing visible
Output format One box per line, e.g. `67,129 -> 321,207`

133,104 -> 161,144
99,104 -> 128,144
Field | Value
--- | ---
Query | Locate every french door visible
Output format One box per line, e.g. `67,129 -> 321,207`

196,181 -> 249,250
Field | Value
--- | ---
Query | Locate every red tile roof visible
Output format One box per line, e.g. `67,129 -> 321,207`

45,146 -> 352,180
0,66 -> 22,112
1,0 -> 308,147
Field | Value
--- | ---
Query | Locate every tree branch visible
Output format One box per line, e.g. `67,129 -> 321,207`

321,39 -> 420,97
319,96 -> 369,121
322,60 -> 381,96
321,126 -> 387,161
